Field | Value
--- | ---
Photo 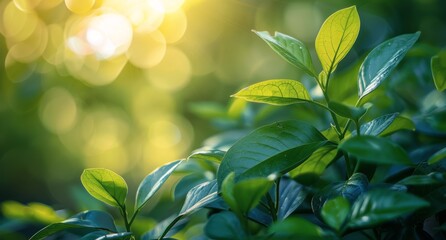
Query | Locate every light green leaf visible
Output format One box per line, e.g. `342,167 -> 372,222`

348,189 -> 430,228
428,147 -> 446,165
358,32 -> 420,99
316,6 -> 360,74
328,101 -> 366,121
321,196 -> 350,232
268,217 -> 327,239
339,135 -> 412,165
187,149 -> 225,163
254,31 -> 316,77
179,180 -> 219,216
231,79 -> 312,106
136,160 -> 183,211
30,210 -> 117,240
204,211 -> 247,240
81,169 -> 128,208
217,120 -> 327,189
290,146 -> 338,185
431,51 -> 446,91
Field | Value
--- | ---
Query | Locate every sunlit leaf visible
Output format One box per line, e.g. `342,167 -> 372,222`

81,169 -> 128,208
316,6 -> 360,74
348,189 -> 430,228
179,180 -> 219,216
136,160 -> 183,211
339,135 -> 412,165
379,116 -> 415,136
204,211 -> 247,240
254,31 -> 316,77
217,120 -> 327,189
321,196 -> 350,232
431,51 -> 446,91
428,147 -> 446,165
290,146 -> 338,185
231,79 -> 312,106
187,150 -> 225,163
30,210 -> 117,240
358,32 -> 420,99
268,217 -> 327,239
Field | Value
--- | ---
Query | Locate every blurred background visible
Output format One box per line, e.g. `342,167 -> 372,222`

0,0 -> 445,237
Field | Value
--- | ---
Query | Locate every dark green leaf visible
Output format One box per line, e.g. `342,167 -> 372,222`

254,31 -> 316,77
172,174 -> 209,199
428,147 -> 446,165
348,189 -> 430,228
339,135 -> 412,165
431,51 -> 446,91
96,232 -> 133,240
136,160 -> 183,211
30,210 -> 117,240
328,101 -> 366,121
204,211 -> 247,240
321,196 -> 350,231
217,120 -> 327,189
397,172 -> 446,186
290,146 -> 338,185
231,79 -> 312,106
358,32 -> 420,99
277,178 -> 308,220
81,169 -> 128,208
179,180 -> 219,216
268,217 -> 327,239
312,173 -> 368,215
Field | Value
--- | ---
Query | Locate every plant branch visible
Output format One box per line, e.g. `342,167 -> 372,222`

158,216 -> 183,240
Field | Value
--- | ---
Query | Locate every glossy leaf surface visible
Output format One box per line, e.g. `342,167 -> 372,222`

316,6 -> 360,74
339,136 -> 412,165
217,120 -> 327,188
204,211 -> 246,240
321,196 -> 350,231
231,79 -> 312,106
277,178 -> 308,220
358,32 -> 420,98
348,189 -> 430,228
179,180 -> 219,216
136,160 -> 183,211
81,169 -> 128,207
254,31 -> 316,76
268,217 -> 326,239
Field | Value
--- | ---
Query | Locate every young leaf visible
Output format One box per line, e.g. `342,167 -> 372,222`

321,196 -> 350,232
179,180 -> 219,216
328,101 -> 366,121
277,178 -> 308,220
428,147 -> 446,165
268,217 -> 327,239
135,160 -> 183,211
231,79 -> 312,106
204,211 -> 247,240
254,31 -> 316,77
30,210 -> 117,240
339,135 -> 412,165
187,149 -> 225,163
348,189 -> 430,229
315,6 -> 360,74
217,120 -> 327,189
431,51 -> 446,91
81,169 -> 128,208
290,146 -> 338,185
358,32 -> 420,99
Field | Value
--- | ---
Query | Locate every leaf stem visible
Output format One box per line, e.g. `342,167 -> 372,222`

128,209 -> 140,228
158,216 -> 183,240
120,204 -> 131,232
274,178 -> 281,215
266,193 -> 277,222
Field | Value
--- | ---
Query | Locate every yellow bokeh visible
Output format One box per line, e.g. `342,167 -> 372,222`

64,0 -> 95,14
127,30 -> 166,69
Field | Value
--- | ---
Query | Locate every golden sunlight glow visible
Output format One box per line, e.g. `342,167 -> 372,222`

39,87 -> 78,134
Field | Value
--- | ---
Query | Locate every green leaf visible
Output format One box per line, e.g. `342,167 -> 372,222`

204,211 -> 247,240
354,113 -> 398,136
30,210 -> 117,240
339,135 -> 412,165
136,160 -> 183,211
316,6 -> 360,74
358,32 -> 420,99
348,189 -> 430,228
268,217 -> 327,239
290,146 -> 338,185
217,120 -> 327,189
141,216 -> 187,240
179,180 -> 219,216
328,101 -> 366,121
222,173 -> 274,214
397,172 -> 446,186
428,147 -> 446,165
321,196 -> 350,232
188,150 -> 225,163
231,79 -> 312,106
95,232 -> 133,240
81,169 -> 128,208
431,51 -> 446,91
379,115 -> 415,136
254,31 -> 316,77
277,178 -> 308,220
